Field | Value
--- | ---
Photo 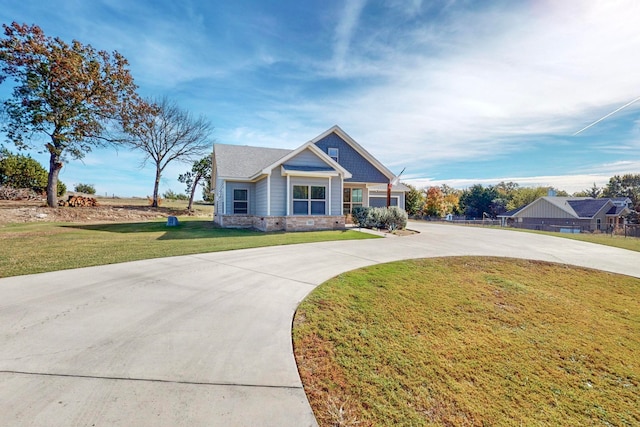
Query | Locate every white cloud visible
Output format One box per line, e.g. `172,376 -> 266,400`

289,0 -> 640,169
332,0 -> 368,74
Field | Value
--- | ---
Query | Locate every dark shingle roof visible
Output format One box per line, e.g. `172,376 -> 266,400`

567,199 -> 610,218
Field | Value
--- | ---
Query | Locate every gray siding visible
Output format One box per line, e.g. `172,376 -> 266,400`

255,178 -> 267,216
225,182 -> 256,215
520,200 -> 574,219
330,176 -> 341,215
270,172 -> 287,216
314,133 -> 389,183
286,148 -> 328,168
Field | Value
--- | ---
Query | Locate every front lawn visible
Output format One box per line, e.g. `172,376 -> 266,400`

0,219 -> 377,277
293,257 -> 640,426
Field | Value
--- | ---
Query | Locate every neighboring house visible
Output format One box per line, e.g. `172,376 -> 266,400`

499,196 -> 632,232
211,125 -> 408,231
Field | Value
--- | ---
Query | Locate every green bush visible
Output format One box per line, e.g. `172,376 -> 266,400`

74,183 -> 96,194
352,206 -> 408,230
0,149 -> 66,197
163,189 -> 188,200
352,206 -> 371,228
57,181 -> 67,197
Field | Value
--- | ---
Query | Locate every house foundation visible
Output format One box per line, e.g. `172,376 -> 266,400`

214,214 -> 345,232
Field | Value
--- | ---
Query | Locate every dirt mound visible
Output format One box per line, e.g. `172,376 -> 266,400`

0,200 -> 202,224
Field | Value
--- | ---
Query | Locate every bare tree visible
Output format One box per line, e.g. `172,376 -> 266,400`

123,97 -> 213,207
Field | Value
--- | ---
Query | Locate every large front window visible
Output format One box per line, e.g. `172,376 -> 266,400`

233,189 -> 248,214
343,188 -> 363,215
293,185 -> 326,215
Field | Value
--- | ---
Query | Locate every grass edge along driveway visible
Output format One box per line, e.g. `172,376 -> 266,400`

0,218 -> 378,278
293,256 -> 640,427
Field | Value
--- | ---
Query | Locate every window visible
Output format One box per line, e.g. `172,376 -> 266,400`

343,188 -> 363,215
233,189 -> 248,214
328,147 -> 339,162
293,185 -> 326,215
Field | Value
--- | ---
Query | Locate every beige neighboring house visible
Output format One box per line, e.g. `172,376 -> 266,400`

499,196 -> 632,232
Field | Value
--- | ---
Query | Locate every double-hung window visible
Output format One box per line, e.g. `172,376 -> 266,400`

328,147 -> 339,162
233,189 -> 248,214
293,185 -> 326,215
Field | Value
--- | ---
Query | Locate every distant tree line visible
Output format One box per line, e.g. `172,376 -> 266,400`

403,174 -> 640,222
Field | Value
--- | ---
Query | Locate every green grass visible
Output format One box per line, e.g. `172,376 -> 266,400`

293,257 -> 640,426
510,228 -> 640,252
0,218 -> 377,278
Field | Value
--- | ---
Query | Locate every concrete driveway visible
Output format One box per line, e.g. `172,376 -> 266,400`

1,222 -> 638,426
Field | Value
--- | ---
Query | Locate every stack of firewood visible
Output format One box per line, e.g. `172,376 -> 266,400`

58,195 -> 99,207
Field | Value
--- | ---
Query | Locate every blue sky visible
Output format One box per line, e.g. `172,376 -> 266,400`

1,0 -> 639,197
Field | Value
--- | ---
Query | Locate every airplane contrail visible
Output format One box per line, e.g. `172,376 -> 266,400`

573,95 -> 640,136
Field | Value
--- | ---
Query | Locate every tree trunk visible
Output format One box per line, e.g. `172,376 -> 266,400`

187,174 -> 202,212
152,167 -> 161,207
46,151 -> 63,208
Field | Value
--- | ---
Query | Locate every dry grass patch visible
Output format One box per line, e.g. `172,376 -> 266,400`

293,257 -> 639,426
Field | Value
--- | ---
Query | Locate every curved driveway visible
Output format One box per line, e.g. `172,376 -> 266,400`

1,222 -> 638,426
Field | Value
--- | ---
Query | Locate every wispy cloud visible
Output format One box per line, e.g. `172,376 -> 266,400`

332,0 -> 367,74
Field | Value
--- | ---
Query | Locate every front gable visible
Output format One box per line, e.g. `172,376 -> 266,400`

515,197 -> 577,219
313,129 -> 391,184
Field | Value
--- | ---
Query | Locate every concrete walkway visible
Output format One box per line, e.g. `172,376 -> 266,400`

0,222 -> 638,426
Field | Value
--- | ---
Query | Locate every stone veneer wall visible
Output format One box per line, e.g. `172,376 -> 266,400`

214,214 -> 345,232
284,215 -> 345,231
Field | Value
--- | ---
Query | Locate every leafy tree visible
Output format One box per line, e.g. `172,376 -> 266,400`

441,185 -> 462,215
0,148 -> 65,195
573,183 -> 602,198
506,187 -> 548,211
178,155 -> 212,211
202,179 -> 214,203
424,186 -> 446,217
0,22 -> 141,207
123,96 -> 213,207
74,183 -> 96,194
603,174 -> 640,210
459,184 -> 500,219
403,183 -> 424,215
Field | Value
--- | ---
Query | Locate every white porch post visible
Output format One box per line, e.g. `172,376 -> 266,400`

222,181 -> 226,214
286,174 -> 290,216
340,176 -> 344,214
327,176 -> 331,215
267,172 -> 271,215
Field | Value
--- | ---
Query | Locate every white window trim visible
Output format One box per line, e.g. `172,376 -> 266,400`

233,188 -> 249,215
328,147 -> 339,162
292,184 -> 327,215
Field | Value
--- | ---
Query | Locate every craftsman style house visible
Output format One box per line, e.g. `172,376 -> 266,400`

498,196 -> 632,232
212,125 -> 407,231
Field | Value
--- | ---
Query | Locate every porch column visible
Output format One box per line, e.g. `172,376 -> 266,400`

286,174 -> 290,216
267,172 -> 271,215
327,176 -> 331,215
